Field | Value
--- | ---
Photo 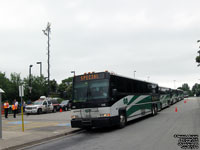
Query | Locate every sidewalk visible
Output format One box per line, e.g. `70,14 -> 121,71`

0,113 -> 80,150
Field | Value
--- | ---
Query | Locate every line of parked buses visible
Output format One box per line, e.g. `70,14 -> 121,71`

70,71 -> 188,129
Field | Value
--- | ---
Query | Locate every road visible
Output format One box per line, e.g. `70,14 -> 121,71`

22,97 -> 200,150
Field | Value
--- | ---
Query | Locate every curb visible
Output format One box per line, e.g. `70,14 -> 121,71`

2,129 -> 83,150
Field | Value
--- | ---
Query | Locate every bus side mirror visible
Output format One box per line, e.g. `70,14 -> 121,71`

112,89 -> 118,96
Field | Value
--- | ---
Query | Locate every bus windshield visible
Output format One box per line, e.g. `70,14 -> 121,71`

73,79 -> 109,102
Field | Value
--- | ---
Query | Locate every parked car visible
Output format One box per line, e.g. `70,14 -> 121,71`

49,98 -> 60,112
60,100 -> 71,111
25,96 -> 54,114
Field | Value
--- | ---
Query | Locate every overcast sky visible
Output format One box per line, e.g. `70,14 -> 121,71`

0,0 -> 200,89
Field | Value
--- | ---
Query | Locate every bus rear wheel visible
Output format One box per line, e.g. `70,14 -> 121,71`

167,101 -> 170,107
151,105 -> 157,116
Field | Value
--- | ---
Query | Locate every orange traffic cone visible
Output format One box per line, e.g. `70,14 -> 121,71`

184,100 -> 186,103
175,107 -> 178,112
60,108 -> 62,112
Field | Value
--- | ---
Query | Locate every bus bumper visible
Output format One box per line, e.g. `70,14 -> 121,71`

71,117 -> 119,128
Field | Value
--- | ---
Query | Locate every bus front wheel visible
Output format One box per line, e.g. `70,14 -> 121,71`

118,112 -> 126,128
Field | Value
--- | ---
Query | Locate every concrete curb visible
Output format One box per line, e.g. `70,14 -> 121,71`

2,129 -> 83,150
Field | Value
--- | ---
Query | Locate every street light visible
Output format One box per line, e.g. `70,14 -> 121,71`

29,65 -> 33,100
71,71 -> 75,77
147,76 -> 150,81
71,71 -> 75,100
36,62 -> 42,77
134,71 -> 136,78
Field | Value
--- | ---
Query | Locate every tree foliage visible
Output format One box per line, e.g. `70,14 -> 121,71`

23,75 -> 48,101
58,77 -> 73,100
196,56 -> 200,64
178,83 -> 193,96
192,83 -> 200,96
0,72 -> 73,103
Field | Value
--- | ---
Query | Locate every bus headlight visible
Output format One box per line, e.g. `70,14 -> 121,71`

71,115 -> 79,119
100,113 -> 110,117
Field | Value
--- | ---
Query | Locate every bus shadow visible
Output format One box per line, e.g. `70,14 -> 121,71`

85,114 -> 153,134
126,114 -> 152,126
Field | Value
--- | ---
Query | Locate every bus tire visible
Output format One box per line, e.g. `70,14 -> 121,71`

118,112 -> 126,128
160,103 -> 162,110
151,105 -> 157,116
167,101 -> 170,107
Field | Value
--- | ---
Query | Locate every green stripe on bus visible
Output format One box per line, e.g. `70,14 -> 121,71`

127,95 -> 139,105
136,96 -> 151,104
126,96 -> 152,117
127,105 -> 141,117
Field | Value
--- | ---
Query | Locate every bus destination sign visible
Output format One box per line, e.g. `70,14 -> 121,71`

75,72 -> 108,82
81,74 -> 99,81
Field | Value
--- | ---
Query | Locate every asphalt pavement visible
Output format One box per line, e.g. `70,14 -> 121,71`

22,97 -> 200,150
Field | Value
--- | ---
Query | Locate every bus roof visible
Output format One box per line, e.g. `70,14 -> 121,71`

74,71 -> 158,86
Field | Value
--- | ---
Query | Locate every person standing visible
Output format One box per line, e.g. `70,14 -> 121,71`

12,99 -> 18,118
3,100 -> 9,118
15,100 -> 19,113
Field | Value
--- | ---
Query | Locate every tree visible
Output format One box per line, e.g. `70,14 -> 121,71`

196,40 -> 200,66
0,72 -> 23,103
192,83 -> 200,96
9,73 -> 22,100
178,83 -> 193,96
181,83 -> 190,91
50,79 -> 58,93
23,75 -> 48,101
196,55 -> 200,65
58,77 -> 73,99
0,72 -> 12,101
0,70 -> 74,102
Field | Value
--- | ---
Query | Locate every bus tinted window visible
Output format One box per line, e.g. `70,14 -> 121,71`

74,79 -> 109,102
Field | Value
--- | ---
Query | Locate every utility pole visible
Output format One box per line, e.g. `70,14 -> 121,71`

29,65 -> 33,101
43,22 -> 51,96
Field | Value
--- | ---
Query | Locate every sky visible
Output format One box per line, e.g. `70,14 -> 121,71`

0,0 -> 200,89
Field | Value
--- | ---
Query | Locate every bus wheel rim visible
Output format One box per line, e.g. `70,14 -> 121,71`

120,114 -> 125,125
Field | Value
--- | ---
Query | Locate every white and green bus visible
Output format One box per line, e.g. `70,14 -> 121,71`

158,87 -> 171,109
71,72 -> 160,128
177,89 -> 184,101
171,89 -> 178,104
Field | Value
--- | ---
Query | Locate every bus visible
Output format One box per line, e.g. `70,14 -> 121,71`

71,72 -> 160,129
171,89 -> 178,104
158,87 -> 171,109
177,89 -> 184,101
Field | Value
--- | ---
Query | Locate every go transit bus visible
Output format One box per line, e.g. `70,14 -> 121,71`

171,89 -> 178,104
177,89 -> 184,101
158,87 -> 171,109
71,72 -> 160,128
